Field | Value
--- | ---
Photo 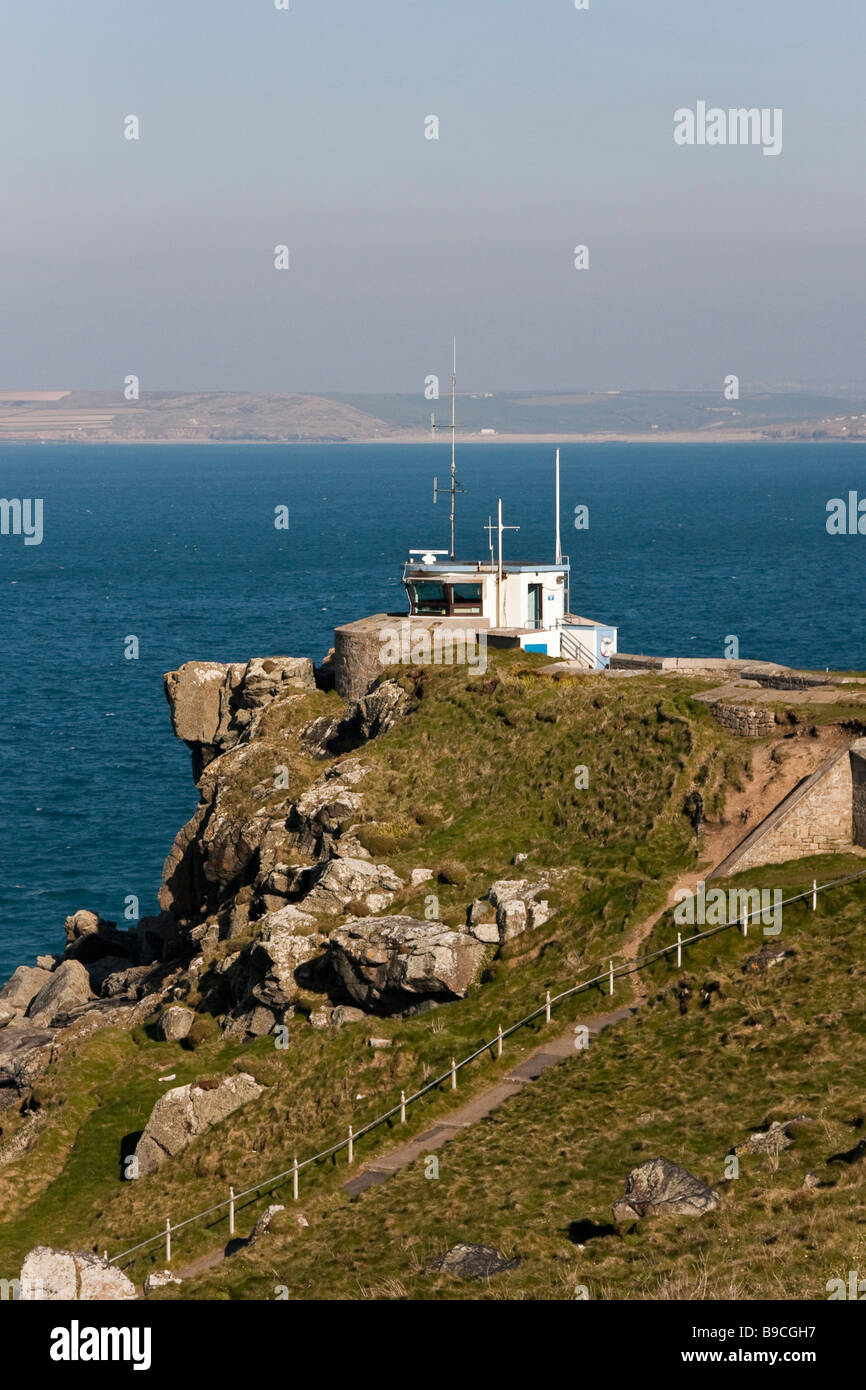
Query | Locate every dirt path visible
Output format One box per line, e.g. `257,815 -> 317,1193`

339,731 -> 843,1196
172,733 -> 836,1281
171,1003 -> 637,1280
176,1247 -> 229,1280
342,1003 -> 635,1197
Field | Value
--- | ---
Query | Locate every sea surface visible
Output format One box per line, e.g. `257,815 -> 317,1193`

2,441 -> 865,978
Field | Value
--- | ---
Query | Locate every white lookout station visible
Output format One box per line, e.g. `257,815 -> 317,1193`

333,344 -> 618,699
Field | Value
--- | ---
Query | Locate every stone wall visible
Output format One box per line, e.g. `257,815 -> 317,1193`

710,746 -> 857,878
850,748 -> 866,846
709,703 -> 776,738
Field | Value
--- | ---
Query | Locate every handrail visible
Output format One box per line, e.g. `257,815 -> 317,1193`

560,627 -> 600,669
108,862 -> 866,1265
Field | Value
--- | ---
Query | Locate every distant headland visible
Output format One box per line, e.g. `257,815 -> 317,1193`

1,387 -> 865,445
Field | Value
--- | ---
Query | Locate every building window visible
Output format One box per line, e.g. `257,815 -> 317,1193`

408,580 -> 482,616
450,583 -> 482,612
409,581 -> 448,614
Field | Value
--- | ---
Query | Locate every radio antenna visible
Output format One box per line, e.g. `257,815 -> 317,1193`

431,336 -> 466,559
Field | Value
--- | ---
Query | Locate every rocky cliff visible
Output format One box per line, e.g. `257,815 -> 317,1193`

1,653 -> 557,1114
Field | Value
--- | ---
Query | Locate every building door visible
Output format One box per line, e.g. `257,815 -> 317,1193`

528,583 -> 542,629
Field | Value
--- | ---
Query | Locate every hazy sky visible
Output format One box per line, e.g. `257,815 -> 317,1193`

2,0 -> 864,392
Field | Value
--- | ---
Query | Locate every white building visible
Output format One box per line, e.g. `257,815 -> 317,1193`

333,439 -> 619,697
401,552 -> 617,667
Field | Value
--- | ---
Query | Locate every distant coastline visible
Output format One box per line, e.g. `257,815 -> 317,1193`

2,386 -> 865,446
3,432 -> 864,446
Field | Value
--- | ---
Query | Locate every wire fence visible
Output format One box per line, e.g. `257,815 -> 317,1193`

109,862 -> 866,1266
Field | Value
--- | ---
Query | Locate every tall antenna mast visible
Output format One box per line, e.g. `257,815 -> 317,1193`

431,336 -> 466,559
449,337 -> 457,560
555,447 -> 562,565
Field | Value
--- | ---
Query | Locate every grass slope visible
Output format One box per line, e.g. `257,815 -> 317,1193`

1,658 -> 862,1298
174,856 -> 866,1300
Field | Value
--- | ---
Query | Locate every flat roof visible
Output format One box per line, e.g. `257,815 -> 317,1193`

404,561 -> 570,575
335,612 -> 489,633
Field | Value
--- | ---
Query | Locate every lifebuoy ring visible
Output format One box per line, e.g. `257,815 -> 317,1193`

600,637 -> 614,657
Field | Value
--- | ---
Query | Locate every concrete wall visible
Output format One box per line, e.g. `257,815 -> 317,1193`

334,614 -> 487,701
334,621 -> 390,701
498,570 -> 565,630
740,670 -> 828,691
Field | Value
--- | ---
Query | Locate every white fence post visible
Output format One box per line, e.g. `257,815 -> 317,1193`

545,990 -> 551,1023
112,867 -> 861,1272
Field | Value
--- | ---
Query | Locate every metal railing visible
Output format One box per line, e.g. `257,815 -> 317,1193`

108,862 -> 866,1267
560,627 -> 601,669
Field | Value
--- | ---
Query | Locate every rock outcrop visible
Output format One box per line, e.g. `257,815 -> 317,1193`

299,680 -> 407,759
0,964 -> 54,1019
287,761 -> 368,860
159,657 -> 322,916
220,912 -> 327,1036
144,1269 -> 182,1292
158,661 -> 409,929
20,1247 -> 137,1300
157,1006 -> 195,1041
165,656 -> 316,777
424,1244 -> 520,1279
27,960 -> 93,1026
0,1026 -> 56,1105
486,879 -> 553,945
1,651 -> 417,1103
732,1116 -> 810,1156
0,904 -> 188,1103
327,916 -> 487,1012
611,1157 -> 720,1222
302,857 -> 402,916
159,745 -> 277,916
133,1073 -> 264,1176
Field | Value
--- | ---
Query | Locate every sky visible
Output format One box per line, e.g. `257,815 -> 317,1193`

1,0 -> 864,393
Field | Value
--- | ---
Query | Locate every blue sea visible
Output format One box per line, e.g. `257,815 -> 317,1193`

2,441 -> 865,979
